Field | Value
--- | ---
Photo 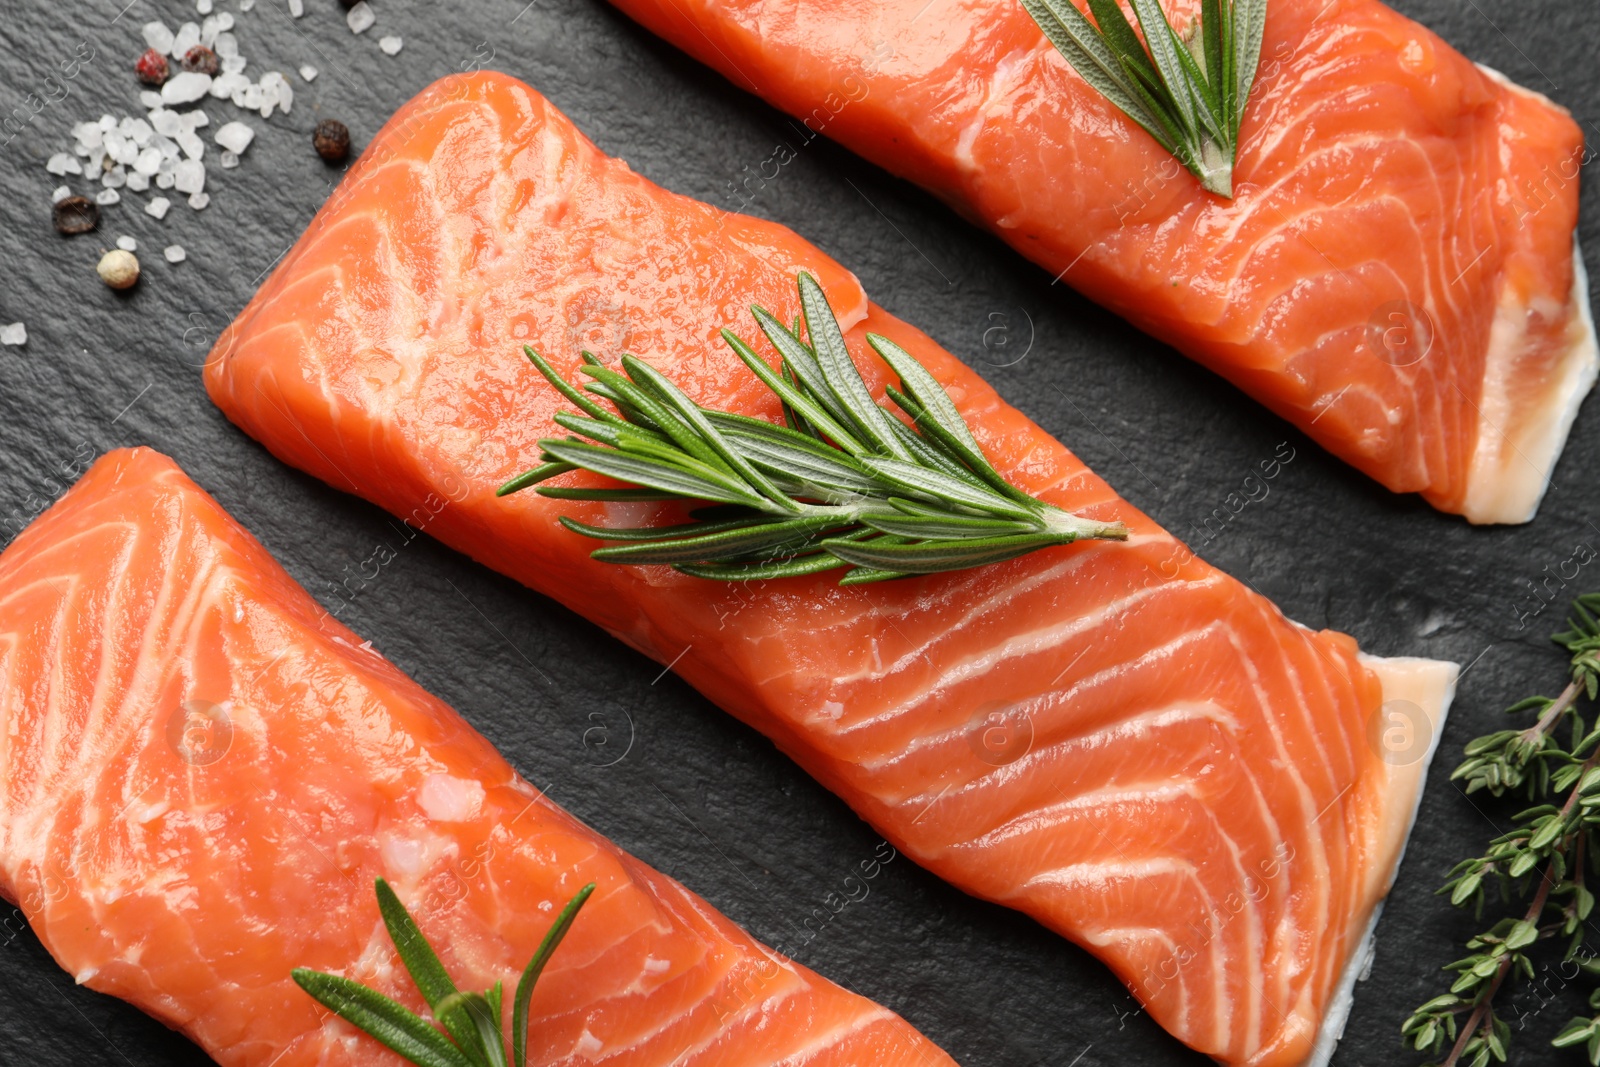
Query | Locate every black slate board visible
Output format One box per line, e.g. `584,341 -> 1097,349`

0,1 -> 1596,1065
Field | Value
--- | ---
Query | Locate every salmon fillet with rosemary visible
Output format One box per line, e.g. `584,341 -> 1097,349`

203,73 -> 1457,1066
602,0 -> 1596,523
0,447 -> 957,1067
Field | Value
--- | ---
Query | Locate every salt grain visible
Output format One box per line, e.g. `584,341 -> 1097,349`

162,71 -> 213,105
126,172 -> 150,192
288,0 -> 303,16
216,13 -> 234,31
102,166 -> 127,189
142,21 -> 175,56
240,0 -> 254,9
95,189 -> 121,206
188,111 -> 210,128
215,31 -> 238,57
172,21 -> 202,58
173,158 -> 206,195
117,236 -> 138,252
46,153 -> 82,176
177,130 -> 206,160
140,90 -> 164,110
214,121 -> 255,155
201,15 -> 220,47
347,1 -> 375,34
299,65 -> 318,82
188,192 -> 210,210
134,147 -> 163,175
164,245 -> 187,264
221,53 -> 247,75
379,36 -> 403,56
51,185 -> 71,203
219,150 -> 239,169
156,172 -> 176,189
198,0 -> 213,15
0,324 -> 26,347
150,109 -> 182,138
146,197 -> 172,219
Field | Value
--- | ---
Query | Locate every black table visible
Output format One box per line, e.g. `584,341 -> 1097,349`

0,1 -> 1595,1064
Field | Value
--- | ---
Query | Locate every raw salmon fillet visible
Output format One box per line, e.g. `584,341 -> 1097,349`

203,73 -> 1458,1066
0,447 -> 957,1067
603,0 -> 1597,523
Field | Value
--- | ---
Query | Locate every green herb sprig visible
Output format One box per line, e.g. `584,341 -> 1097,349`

1403,594 -> 1600,1066
293,879 -> 595,1067
1019,0 -> 1266,197
498,272 -> 1127,585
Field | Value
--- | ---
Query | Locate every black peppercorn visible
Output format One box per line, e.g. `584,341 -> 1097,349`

52,196 -> 100,236
313,119 -> 351,163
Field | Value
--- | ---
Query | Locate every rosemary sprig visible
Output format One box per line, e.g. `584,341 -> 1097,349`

499,272 -> 1128,584
1019,0 -> 1266,197
293,879 -> 595,1067
1403,594 -> 1600,1067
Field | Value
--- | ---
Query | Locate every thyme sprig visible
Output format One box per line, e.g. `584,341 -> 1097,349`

499,272 -> 1128,584
293,879 -> 594,1067
1404,594 -> 1600,1067
1019,0 -> 1266,197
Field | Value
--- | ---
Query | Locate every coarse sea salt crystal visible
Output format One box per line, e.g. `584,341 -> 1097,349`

173,158 -> 206,195
172,21 -> 201,57
178,130 -> 205,160
240,0 -> 254,10
216,31 -> 237,57
164,245 -> 187,263
299,65 -> 318,82
140,90 -> 163,110
117,236 -> 137,252
46,153 -> 81,176
51,185 -> 70,203
188,192 -> 210,210
198,0 -> 213,15
221,53 -> 247,75
214,121 -> 255,155
200,15 -> 220,47
102,166 -> 127,189
142,20 -> 175,55
288,0 -> 303,16
0,323 -> 26,347
216,12 -> 233,31
219,150 -> 239,169
134,147 -> 163,175
126,172 -> 150,192
188,111 -> 210,128
156,172 -> 176,189
347,1 -> 375,33
95,189 -> 120,206
151,108 -> 182,138
162,72 -> 213,105
146,197 -> 171,219
73,121 -> 102,148
379,36 -> 403,56
127,118 -> 154,145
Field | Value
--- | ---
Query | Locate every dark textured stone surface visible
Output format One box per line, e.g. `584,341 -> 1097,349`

0,1 -> 1595,1065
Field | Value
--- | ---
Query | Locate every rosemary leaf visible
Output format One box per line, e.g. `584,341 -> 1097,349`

291,970 -> 477,1067
501,273 -> 1128,583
